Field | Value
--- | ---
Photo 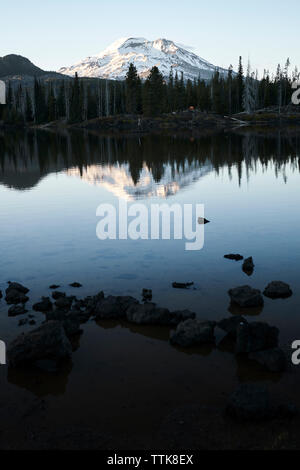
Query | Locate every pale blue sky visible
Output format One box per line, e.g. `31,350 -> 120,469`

1,0 -> 299,76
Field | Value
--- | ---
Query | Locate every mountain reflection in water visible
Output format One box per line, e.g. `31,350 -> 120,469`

0,129 -> 299,196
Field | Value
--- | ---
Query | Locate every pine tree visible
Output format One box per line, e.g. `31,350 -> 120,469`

143,66 -> 166,116
25,90 -> 34,122
125,63 -> 141,114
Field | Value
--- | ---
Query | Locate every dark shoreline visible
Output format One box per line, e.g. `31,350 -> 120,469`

2,108 -> 300,135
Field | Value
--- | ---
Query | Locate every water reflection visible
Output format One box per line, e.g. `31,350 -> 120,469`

0,129 -> 299,196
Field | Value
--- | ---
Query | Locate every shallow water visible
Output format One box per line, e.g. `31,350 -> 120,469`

0,128 -> 300,446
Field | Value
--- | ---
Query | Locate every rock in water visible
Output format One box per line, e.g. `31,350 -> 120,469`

218,315 -> 247,338
52,291 -> 66,300
33,297 -> 53,312
5,288 -> 29,305
228,285 -> 264,308
236,321 -> 279,353
126,302 -> 195,326
49,285 -> 60,289
170,319 -> 216,347
95,295 -> 138,320
224,254 -> 244,261
8,304 -> 28,317
70,282 -> 82,288
249,347 -> 287,372
226,384 -> 271,421
0,290 -> 2,299
198,217 -> 210,224
7,321 -> 72,367
172,282 -> 194,289
54,296 -> 74,311
142,288 -> 152,301
7,282 -> 29,294
242,257 -> 254,275
263,281 -> 293,299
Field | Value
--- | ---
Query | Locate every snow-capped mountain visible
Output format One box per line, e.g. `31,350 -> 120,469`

58,37 -> 230,81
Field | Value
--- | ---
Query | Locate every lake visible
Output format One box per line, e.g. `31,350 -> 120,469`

0,128 -> 300,448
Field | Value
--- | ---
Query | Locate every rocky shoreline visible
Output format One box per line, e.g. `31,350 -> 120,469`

1,271 -> 297,425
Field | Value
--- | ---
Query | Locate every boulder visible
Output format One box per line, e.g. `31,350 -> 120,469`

236,321 -> 279,353
249,347 -> 287,372
7,282 -> 29,294
126,302 -> 195,326
242,257 -> 254,275
228,285 -> 264,308
218,315 -> 247,338
54,296 -> 74,311
95,295 -> 138,319
8,304 -> 28,317
142,288 -> 152,301
263,281 -> 293,299
52,291 -> 66,300
170,319 -> 216,347
7,321 -> 72,367
33,297 -> 53,312
5,289 -> 29,305
49,284 -> 60,289
226,384 -> 272,421
224,254 -> 243,261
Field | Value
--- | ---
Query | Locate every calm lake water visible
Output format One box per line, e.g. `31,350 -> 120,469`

0,128 -> 300,446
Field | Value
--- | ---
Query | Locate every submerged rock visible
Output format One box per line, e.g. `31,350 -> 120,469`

126,302 -> 195,326
249,347 -> 287,372
7,321 -> 72,367
236,321 -> 279,354
170,319 -> 216,347
218,315 -> 247,338
33,297 -> 53,312
70,282 -> 82,288
224,254 -> 244,261
172,282 -> 194,289
263,281 -> 293,299
226,384 -> 271,421
228,285 -> 264,308
226,384 -> 297,421
8,304 -> 28,317
242,257 -> 255,275
0,290 -> 2,299
49,284 -> 60,289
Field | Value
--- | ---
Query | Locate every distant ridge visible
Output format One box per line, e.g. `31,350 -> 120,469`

0,54 -> 65,79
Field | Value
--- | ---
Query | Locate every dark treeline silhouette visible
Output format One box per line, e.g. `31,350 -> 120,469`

0,57 -> 299,125
0,129 -> 299,190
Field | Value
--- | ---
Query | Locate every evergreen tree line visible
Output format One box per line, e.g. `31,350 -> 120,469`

1,57 -> 299,124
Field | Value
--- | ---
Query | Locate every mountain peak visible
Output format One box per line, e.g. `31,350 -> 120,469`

59,37 -> 230,81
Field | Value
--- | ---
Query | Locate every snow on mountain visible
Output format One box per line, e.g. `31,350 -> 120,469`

58,37 -> 230,81
66,160 -> 213,201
